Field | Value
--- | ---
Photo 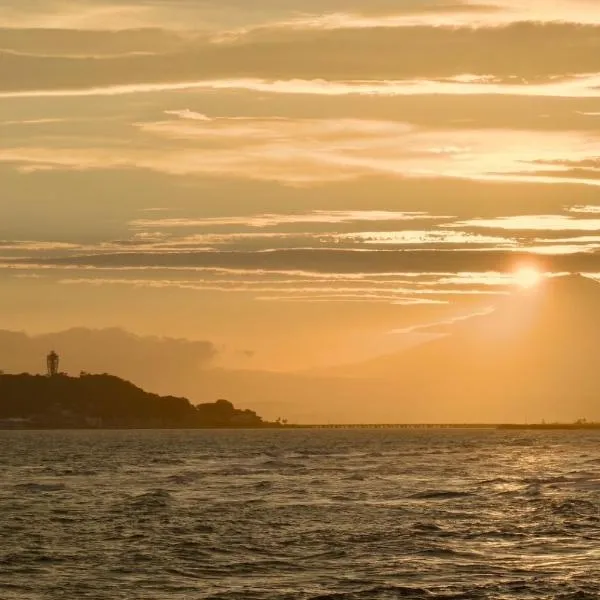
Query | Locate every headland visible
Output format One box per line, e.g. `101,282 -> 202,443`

0,372 -> 273,429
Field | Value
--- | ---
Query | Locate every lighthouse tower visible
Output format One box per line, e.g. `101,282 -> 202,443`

47,351 -> 59,377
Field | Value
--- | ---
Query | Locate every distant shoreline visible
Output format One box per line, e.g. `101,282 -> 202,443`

1,423 -> 599,431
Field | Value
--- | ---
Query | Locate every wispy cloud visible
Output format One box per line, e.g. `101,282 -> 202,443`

3,74 -> 600,100
331,230 -> 513,246
254,295 -> 448,304
55,275 -> 502,304
450,215 -> 600,232
227,1 -> 600,34
131,211 -> 446,229
3,0 -> 600,32
567,205 -> 600,215
3,17 -> 600,101
4,247 -> 599,276
0,118 -> 67,127
0,240 -> 81,252
1,118 -> 598,186
390,306 -> 497,334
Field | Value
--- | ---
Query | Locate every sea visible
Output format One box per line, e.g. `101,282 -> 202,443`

0,429 -> 599,600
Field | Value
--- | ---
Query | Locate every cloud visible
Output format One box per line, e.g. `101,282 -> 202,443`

516,158 -> 600,183
0,1 -> 529,32
3,74 -> 600,102
7,247 -> 598,276
0,328 -> 217,389
0,27 -> 186,56
3,0 -> 600,32
0,240 -> 80,252
537,158 -> 600,170
57,274 -> 505,295
105,229 -> 512,253
55,275 -> 510,306
233,0 -> 600,30
255,294 -> 448,304
391,307 -> 496,334
514,169 -> 600,183
0,118 -> 67,126
164,109 -> 212,121
2,22 -> 600,96
3,250 -> 592,307
568,205 -> 600,214
131,210 -> 446,229
332,230 -> 514,247
450,215 -> 600,232
1,118 -> 598,187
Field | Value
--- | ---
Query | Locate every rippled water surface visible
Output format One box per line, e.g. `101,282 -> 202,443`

1,429 -> 599,599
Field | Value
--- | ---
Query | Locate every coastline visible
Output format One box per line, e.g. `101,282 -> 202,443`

1,423 -> 599,431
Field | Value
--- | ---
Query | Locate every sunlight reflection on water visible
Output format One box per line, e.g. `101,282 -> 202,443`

0,429 -> 599,599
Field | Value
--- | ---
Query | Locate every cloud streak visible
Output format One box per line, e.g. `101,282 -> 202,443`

2,20 -> 600,99
3,0 -> 600,32
131,211 -> 447,229
452,215 -> 600,232
3,74 -> 600,100
1,118 -> 598,187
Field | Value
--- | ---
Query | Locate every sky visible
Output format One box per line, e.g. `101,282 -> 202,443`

2,0 -> 600,375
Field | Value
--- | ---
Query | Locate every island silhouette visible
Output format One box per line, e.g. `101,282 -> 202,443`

0,370 -> 270,429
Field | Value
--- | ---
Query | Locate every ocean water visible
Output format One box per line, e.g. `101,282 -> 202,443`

0,429 -> 599,600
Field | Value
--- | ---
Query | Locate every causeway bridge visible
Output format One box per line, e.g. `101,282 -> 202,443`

290,423 -> 498,429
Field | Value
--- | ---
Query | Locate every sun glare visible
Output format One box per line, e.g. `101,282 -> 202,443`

514,267 -> 542,288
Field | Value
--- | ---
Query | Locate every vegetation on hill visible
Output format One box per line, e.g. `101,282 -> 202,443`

0,373 -> 269,428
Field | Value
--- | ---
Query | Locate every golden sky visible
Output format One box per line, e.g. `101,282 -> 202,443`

1,0 -> 600,372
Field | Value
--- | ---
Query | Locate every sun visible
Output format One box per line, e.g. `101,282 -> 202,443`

513,266 -> 543,288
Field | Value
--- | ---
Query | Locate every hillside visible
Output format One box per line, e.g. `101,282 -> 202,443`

0,373 -> 268,428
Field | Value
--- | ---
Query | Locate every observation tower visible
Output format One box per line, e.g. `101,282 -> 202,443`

47,351 -> 60,377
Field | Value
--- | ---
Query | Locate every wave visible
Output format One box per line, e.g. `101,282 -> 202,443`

13,482 -> 66,493
166,472 -> 201,485
408,490 -> 475,500
126,489 -> 173,511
